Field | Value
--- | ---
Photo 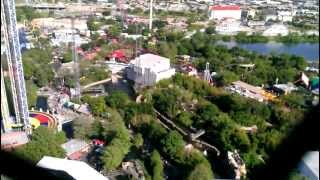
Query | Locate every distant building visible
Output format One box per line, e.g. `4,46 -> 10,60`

31,18 -> 88,34
298,151 -> 319,180
126,54 -> 176,87
277,10 -> 293,22
61,139 -> 90,160
215,18 -> 241,35
227,81 -> 276,102
273,83 -> 298,95
37,156 -> 108,180
263,24 -> 289,36
51,29 -> 89,46
208,5 -> 242,21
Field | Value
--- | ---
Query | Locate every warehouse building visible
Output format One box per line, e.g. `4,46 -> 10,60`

127,54 -> 175,87
208,5 -> 242,21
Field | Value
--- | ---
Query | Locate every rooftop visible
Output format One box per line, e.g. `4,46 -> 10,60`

37,156 -> 108,180
131,53 -> 171,73
232,81 -> 264,94
61,139 -> 90,156
209,5 -> 241,11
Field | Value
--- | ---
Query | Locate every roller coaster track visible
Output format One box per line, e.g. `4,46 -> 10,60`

153,108 -> 220,156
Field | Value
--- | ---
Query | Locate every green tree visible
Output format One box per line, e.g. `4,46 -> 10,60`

133,133 -> 144,149
64,75 -> 76,88
25,80 -> 38,108
62,50 -> 73,63
161,131 -> 185,158
14,126 -> 66,163
87,18 -> 100,31
187,163 -> 214,180
16,6 -> 41,22
82,96 -> 106,116
72,116 -> 93,140
150,150 -> 164,180
158,42 -> 178,62
105,91 -> 130,109
101,109 -> 131,171
80,43 -> 91,51
216,70 -> 239,86
108,24 -> 121,37
175,111 -> 193,127
205,26 -> 215,34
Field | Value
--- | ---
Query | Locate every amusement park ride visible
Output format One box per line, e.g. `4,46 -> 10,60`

1,0 -> 59,136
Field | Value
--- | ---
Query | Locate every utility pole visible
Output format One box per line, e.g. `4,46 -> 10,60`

203,62 -> 213,85
149,0 -> 153,31
71,17 -> 81,102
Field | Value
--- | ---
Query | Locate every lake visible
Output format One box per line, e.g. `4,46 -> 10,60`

216,41 -> 319,61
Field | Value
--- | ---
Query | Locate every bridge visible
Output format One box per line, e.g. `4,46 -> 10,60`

81,78 -> 111,91
81,74 -> 122,92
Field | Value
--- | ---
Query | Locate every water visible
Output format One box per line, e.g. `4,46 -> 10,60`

216,41 -> 319,61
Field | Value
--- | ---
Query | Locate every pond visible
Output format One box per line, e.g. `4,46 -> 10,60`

216,41 -> 319,61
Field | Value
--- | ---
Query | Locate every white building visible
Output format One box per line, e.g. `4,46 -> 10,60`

51,29 -> 89,46
263,24 -> 289,36
215,18 -> 241,35
127,54 -> 176,87
278,10 -> 293,22
31,18 -> 88,33
37,156 -> 108,180
208,5 -> 242,21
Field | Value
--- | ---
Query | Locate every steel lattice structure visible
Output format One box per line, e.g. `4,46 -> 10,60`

203,62 -> 213,84
1,0 -> 30,131
1,65 -> 11,133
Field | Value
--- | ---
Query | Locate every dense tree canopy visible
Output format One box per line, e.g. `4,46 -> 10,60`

100,108 -> 131,171
81,96 -> 107,116
150,150 -> 164,180
14,126 -> 66,163
22,48 -> 54,87
187,163 -> 214,180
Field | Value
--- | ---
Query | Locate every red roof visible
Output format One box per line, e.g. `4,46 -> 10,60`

93,139 -> 105,146
110,50 -> 125,59
210,5 -> 240,11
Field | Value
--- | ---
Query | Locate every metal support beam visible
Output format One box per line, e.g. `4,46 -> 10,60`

1,65 -> 11,133
1,0 -> 30,131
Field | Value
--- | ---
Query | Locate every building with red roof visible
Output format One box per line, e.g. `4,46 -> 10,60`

208,5 -> 241,21
106,49 -> 129,63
